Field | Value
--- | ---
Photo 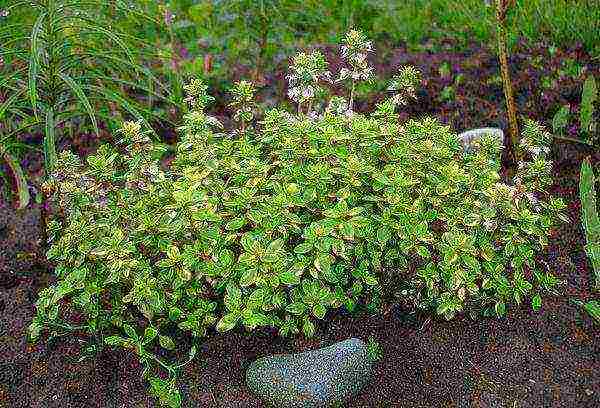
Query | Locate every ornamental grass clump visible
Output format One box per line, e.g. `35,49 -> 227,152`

29,30 -> 566,407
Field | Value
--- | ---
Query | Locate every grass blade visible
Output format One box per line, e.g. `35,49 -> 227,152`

59,73 -> 99,137
1,149 -> 30,210
0,89 -> 25,121
28,11 -> 47,118
84,84 -> 158,140
583,300 -> 600,324
0,66 -> 27,90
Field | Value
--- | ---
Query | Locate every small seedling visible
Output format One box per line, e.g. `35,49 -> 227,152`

572,299 -> 600,324
366,336 -> 383,362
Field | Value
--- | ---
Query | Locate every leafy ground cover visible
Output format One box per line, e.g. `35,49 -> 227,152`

119,0 -> 600,83
1,37 -> 599,408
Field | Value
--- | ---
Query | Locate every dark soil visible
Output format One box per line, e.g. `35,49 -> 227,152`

1,39 -> 600,407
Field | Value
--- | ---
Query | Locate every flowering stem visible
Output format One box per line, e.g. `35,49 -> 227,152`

349,81 -> 356,111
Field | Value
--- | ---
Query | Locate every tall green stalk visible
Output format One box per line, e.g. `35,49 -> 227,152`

580,157 -> 600,291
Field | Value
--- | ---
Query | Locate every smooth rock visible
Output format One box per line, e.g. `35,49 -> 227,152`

458,127 -> 504,153
245,338 -> 373,408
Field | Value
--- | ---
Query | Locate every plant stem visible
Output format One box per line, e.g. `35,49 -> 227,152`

254,14 -> 268,82
496,0 -> 520,169
47,320 -> 90,332
40,0 -> 59,254
554,135 -> 593,145
349,80 -> 356,111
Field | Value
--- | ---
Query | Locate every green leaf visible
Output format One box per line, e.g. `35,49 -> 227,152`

279,270 -> 301,285
0,88 -> 25,121
59,73 -> 98,136
247,288 -> 266,308
312,303 -> 326,319
217,249 -> 234,268
188,345 -> 197,360
341,222 -> 355,240
144,327 -> 158,344
28,320 -> 42,342
28,12 -> 46,117
351,280 -> 363,296
416,245 -> 430,259
225,284 -> 243,311
104,336 -> 127,347
216,312 -> 239,332
363,274 -> 378,286
294,242 -> 313,254
267,238 -> 284,253
285,302 -> 307,315
169,307 -> 183,321
314,253 -> 332,274
376,226 -> 392,246
580,157 -> 600,290
531,294 -> 542,312
582,300 -> 600,323
84,24 -> 136,64
225,217 -> 246,231
243,312 -> 271,329
167,245 -> 181,260
84,84 -> 158,140
159,335 -> 176,350
148,376 -> 181,408
1,150 -> 29,210
461,254 -> 481,272
123,324 -> 138,340
321,264 -> 339,284
302,318 -> 316,338
240,234 -> 254,252
344,297 -> 356,313
239,268 -> 257,287
495,302 -> 506,317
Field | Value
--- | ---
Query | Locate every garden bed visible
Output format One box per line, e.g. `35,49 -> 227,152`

1,39 -> 599,407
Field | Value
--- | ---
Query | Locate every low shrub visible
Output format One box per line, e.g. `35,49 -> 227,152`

28,30 -> 566,407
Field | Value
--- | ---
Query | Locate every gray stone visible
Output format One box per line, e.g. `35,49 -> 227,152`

457,127 -> 504,154
245,338 -> 373,408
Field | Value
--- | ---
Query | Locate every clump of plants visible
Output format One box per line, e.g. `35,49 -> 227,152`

28,30 -> 567,407
0,0 -> 176,210
552,75 -> 597,144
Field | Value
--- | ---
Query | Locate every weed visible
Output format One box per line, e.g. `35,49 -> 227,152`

366,336 -> 383,362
